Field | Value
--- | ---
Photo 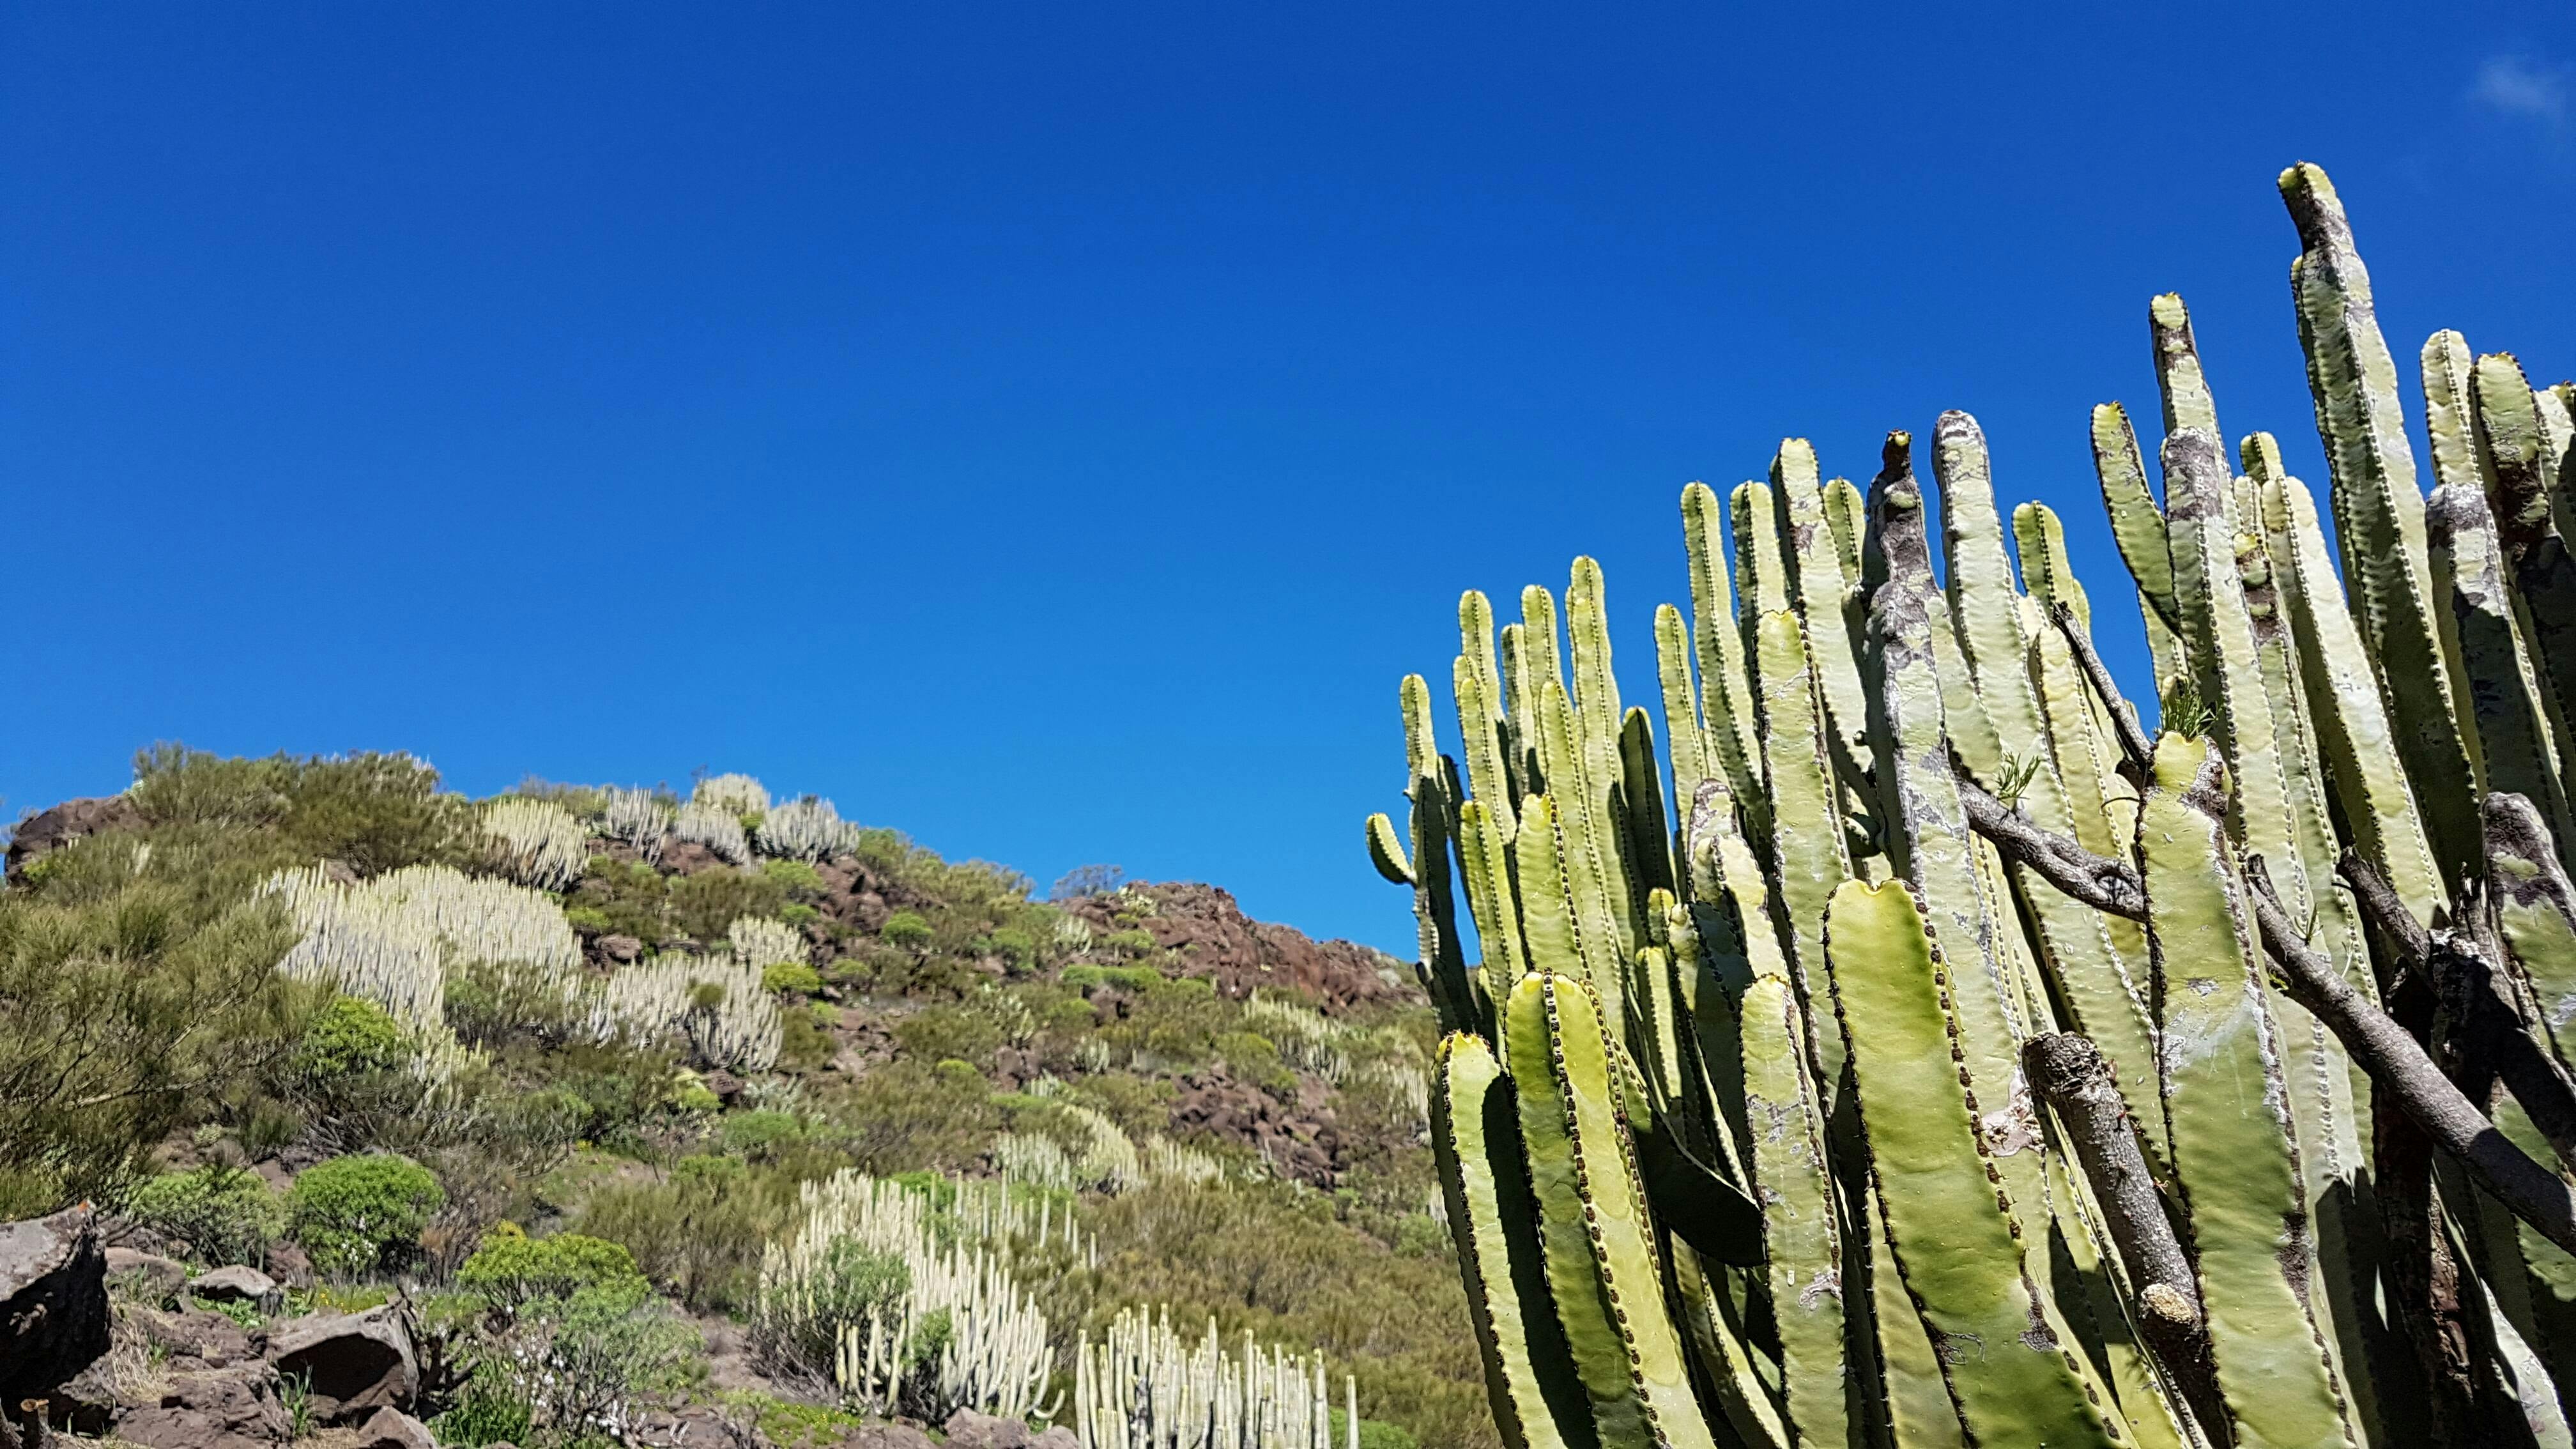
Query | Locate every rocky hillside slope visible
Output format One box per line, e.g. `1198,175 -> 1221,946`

0,750 -> 1485,1449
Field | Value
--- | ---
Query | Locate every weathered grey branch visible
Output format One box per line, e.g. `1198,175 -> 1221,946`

1956,778 -> 2147,918
2338,851 -> 2576,1174
2239,859 -> 2576,1255
2338,846 -> 2432,966
1958,774 -> 2576,1255
2047,601 -> 2154,779
2022,1032 -> 2221,1431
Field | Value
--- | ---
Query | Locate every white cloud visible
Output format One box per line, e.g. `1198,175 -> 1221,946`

2473,55 -> 2570,125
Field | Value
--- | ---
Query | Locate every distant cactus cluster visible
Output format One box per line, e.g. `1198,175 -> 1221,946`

591,947 -> 783,1073
694,772 -> 772,818
671,801 -> 752,865
728,914 -> 808,972
265,861 -> 586,1074
480,797 -> 589,891
999,1080 -> 1230,1195
754,1171 -> 1063,1421
757,795 -> 864,861
597,786 -> 672,863
586,774 -> 869,870
1377,164 -> 2576,1448
1070,1307 -> 1355,1449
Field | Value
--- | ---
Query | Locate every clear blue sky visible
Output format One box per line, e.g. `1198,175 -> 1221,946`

4,5 -> 2571,954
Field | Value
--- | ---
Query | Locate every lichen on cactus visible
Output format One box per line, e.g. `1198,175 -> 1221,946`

1371,161 -> 2576,1448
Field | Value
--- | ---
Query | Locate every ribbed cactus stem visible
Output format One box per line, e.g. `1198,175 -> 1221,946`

2283,160 -> 2480,889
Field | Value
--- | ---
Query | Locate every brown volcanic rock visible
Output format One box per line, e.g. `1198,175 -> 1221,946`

114,1363 -> 290,1449
1066,883 -> 1411,1012
6,795 -> 144,881
1169,1068 -> 1343,1186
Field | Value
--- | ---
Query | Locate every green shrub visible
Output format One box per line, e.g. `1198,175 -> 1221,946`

719,1110 -> 806,1158
289,1153 -> 445,1277
776,1006 -> 832,1069
760,859 -> 827,898
1217,1031 -> 1296,1094
1332,1413 -> 1423,1449
434,1377 -> 534,1448
1061,963 -> 1163,993
721,1392 -> 866,1449
985,926 -> 1035,965
1101,928 -> 1158,956
293,996 -> 410,1080
762,962 -> 824,995
126,1166 -> 284,1267
893,1004 -> 1008,1066
820,1061 -> 1002,1175
1066,1073 -> 1176,1135
277,753 -> 472,875
458,1227 -> 643,1309
0,825 -> 312,1211
127,746 -> 291,828
580,1154 -> 795,1313
780,902 -> 820,928
563,905 -> 611,934
471,1276 -> 700,1445
759,1236 -> 910,1379
880,911 -> 932,949
666,871 -> 788,944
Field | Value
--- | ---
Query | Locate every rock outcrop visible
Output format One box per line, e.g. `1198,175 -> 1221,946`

5,795 -> 144,881
1065,882 -> 1410,1011
265,1304 -> 417,1422
0,1206 -> 110,1409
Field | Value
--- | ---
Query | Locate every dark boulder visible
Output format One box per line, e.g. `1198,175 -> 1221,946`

0,1207 -> 111,1409
6,796 -> 143,881
264,1304 -> 415,1420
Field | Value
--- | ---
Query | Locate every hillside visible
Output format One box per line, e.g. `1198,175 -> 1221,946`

0,748 -> 1486,1449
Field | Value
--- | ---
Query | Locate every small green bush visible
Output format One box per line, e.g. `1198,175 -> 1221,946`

893,1004 -> 1008,1066
1061,963 -> 1163,993
563,905 -> 611,934
880,910 -> 932,949
292,996 -> 410,1081
667,870 -> 788,944
779,1006 -> 836,1069
126,1166 -> 283,1267
719,1110 -> 807,1158
458,1227 -> 643,1309
434,1378 -> 534,1448
759,1236 -> 910,1378
779,902 -> 821,928
985,926 -> 1035,965
1101,928 -> 1158,956
470,1276 -> 700,1445
579,1154 -> 795,1313
762,962 -> 824,995
289,1153 -> 445,1277
760,859 -> 827,898
1331,1412 -> 1422,1449
1218,1031 -> 1296,1094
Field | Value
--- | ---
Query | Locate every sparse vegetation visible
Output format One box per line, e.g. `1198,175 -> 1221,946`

5,747 -> 1474,1446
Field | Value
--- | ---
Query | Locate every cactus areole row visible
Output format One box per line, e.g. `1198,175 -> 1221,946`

1371,163 -> 2576,1448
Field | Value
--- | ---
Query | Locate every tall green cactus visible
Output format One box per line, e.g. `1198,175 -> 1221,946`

1377,161 -> 2576,1449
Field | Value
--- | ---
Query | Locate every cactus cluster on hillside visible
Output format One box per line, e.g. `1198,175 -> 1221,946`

1071,1306 -> 1358,1449
1376,164 -> 2576,1447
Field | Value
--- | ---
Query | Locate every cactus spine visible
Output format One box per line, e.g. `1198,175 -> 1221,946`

1381,162 -> 2576,1448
